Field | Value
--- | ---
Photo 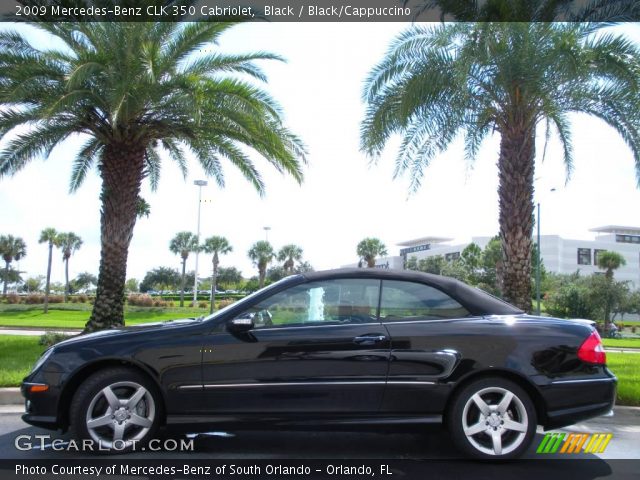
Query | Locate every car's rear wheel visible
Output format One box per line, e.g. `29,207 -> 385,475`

448,377 -> 537,459
70,367 -> 161,454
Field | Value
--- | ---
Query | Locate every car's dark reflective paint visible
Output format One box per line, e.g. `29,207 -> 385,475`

22,269 -> 616,458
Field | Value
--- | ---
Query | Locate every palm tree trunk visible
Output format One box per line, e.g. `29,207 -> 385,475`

64,257 -> 69,303
2,260 -> 8,297
259,265 -> 266,288
44,242 -> 53,314
210,258 -> 218,314
85,143 -> 145,332
497,123 -> 535,312
179,258 -> 186,307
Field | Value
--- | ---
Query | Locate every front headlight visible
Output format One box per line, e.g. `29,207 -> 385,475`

30,348 -> 54,374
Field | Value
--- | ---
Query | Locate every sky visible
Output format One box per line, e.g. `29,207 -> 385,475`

1,22 -> 640,285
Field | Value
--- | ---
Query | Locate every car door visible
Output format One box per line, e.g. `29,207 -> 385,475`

200,278 -> 389,413
378,279 -> 479,413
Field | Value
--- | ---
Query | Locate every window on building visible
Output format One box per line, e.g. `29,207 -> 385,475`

594,249 -> 607,266
445,252 -> 460,262
577,248 -> 591,265
616,234 -> 640,244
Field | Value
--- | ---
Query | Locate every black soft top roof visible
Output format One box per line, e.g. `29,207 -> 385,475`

300,268 -> 523,317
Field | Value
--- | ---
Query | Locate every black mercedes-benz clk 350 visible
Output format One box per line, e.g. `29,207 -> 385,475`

22,268 -> 616,458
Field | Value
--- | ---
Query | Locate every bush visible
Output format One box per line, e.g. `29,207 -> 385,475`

49,295 -> 64,304
77,294 -> 89,303
198,301 -> 208,309
24,294 -> 43,304
6,293 -> 21,304
218,299 -> 236,309
127,294 -> 154,307
152,300 -> 170,308
39,332 -> 70,347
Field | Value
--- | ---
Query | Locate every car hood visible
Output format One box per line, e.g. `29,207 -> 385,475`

54,318 -> 202,347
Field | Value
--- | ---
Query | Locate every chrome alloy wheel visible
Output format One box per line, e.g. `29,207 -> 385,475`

461,386 -> 528,456
85,381 -> 155,449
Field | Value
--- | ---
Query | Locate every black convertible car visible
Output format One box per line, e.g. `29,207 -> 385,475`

22,268 -> 616,458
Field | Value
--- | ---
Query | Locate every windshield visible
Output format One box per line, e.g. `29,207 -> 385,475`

200,275 -> 302,322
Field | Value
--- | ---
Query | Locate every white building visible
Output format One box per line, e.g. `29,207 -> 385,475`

373,226 -> 640,287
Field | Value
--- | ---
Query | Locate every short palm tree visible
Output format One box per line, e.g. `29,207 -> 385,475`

0,14 -> 306,331
361,22 -> 640,311
38,227 -> 58,313
248,241 -> 275,288
357,238 -> 388,268
55,232 -> 83,303
597,250 -> 627,329
278,244 -> 303,275
0,234 -> 27,297
201,236 -> 232,314
169,232 -> 199,307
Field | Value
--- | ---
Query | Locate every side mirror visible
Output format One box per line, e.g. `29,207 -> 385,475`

227,314 -> 254,333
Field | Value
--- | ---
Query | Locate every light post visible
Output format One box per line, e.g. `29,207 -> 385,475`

536,188 -> 556,316
193,179 -> 208,305
263,226 -> 271,242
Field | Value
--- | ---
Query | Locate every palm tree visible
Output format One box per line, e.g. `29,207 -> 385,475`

597,250 -> 627,330
357,238 -> 388,268
361,23 -> 640,311
277,244 -> 303,275
248,241 -> 275,288
0,235 -> 26,297
38,227 -> 58,313
169,232 -> 199,307
55,232 -> 83,303
201,236 -> 232,314
0,14 -> 306,331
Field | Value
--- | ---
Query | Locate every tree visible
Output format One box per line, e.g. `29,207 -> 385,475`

55,232 -> 83,302
248,241 -> 275,288
596,250 -> 627,329
124,278 -> 139,294
38,227 -> 58,313
0,15 -> 306,331
361,22 -> 640,311
169,232 -> 199,307
0,235 -> 26,297
216,267 -> 243,290
139,267 -> 180,293
356,238 -> 388,268
201,236 -> 232,314
21,276 -> 44,293
72,272 -> 98,293
294,261 -> 314,274
267,266 -> 287,283
277,244 -> 304,275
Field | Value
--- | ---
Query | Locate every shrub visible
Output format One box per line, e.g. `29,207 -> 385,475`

49,295 -> 64,304
152,300 -> 170,308
77,294 -> 89,303
6,293 -> 21,304
39,332 -> 70,347
127,294 -> 154,307
218,299 -> 236,309
24,294 -> 44,304
198,301 -> 208,309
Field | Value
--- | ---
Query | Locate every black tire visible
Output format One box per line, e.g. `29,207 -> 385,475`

447,377 -> 537,459
69,367 -> 162,454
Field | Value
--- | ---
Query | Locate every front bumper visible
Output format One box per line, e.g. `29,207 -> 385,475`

21,381 -> 63,431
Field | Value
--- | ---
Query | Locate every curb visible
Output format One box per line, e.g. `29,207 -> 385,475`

0,388 -> 22,406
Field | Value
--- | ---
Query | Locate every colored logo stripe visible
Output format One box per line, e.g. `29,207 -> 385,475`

537,432 -> 612,454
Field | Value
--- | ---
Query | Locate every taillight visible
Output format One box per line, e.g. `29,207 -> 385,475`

577,330 -> 606,364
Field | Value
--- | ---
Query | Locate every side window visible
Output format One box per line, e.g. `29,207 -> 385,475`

380,280 -> 469,322
245,279 -> 380,329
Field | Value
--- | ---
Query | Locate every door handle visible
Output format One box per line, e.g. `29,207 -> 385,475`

353,335 -> 387,345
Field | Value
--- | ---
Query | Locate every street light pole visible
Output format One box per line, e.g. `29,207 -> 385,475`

264,226 -> 271,242
536,202 -> 541,316
193,180 -> 208,305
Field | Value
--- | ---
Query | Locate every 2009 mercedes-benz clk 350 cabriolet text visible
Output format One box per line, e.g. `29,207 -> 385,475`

22,268 -> 616,458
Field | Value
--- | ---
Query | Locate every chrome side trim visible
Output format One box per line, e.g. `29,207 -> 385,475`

254,322 -> 381,331
177,380 -> 436,390
550,378 -> 616,385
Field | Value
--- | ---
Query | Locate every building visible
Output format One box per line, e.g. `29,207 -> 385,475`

360,226 -> 640,288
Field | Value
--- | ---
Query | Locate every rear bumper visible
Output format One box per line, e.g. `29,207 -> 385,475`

539,376 -> 617,429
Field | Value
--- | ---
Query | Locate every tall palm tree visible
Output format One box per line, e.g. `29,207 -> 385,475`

0,13 -> 306,331
201,236 -> 232,314
356,238 -> 388,268
597,250 -> 627,330
38,227 -> 58,313
169,232 -> 199,307
248,241 -> 275,288
277,244 -> 303,275
55,232 -> 83,303
361,23 -> 640,311
0,235 -> 27,297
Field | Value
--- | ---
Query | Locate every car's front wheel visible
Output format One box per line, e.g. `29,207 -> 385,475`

70,367 -> 161,454
448,377 -> 537,459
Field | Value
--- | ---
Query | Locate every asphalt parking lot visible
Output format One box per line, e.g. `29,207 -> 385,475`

0,406 -> 638,479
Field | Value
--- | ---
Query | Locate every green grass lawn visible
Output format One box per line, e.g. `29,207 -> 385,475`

603,338 -> 640,349
0,335 -> 638,409
0,306 -> 208,329
0,335 -> 45,387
